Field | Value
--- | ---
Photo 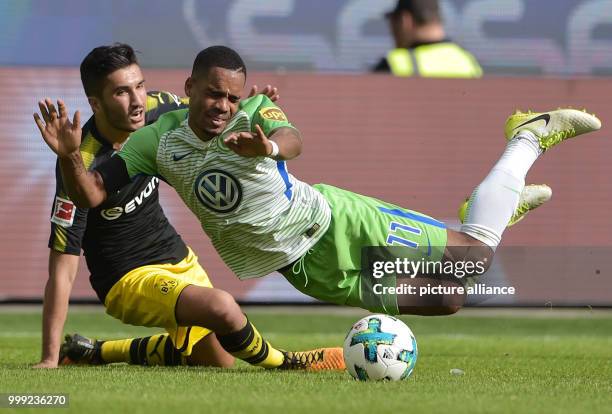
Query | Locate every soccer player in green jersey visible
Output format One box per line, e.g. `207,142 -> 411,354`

34,44 -> 343,371
41,46 -> 602,316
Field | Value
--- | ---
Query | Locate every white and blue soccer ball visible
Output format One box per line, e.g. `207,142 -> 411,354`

343,314 -> 418,381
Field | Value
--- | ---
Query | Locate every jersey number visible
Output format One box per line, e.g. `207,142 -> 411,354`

385,221 -> 420,248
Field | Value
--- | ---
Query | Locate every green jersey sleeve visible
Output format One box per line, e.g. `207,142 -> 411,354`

118,108 -> 189,178
239,95 -> 298,136
118,125 -> 159,178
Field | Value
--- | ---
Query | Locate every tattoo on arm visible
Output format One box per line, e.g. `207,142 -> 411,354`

58,151 -> 106,207
68,152 -> 86,176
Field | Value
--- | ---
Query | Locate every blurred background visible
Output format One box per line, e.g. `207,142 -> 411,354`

2,0 -> 612,75
0,0 -> 611,305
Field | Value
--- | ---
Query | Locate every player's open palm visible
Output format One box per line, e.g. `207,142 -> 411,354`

248,84 -> 280,102
224,124 -> 272,158
34,98 -> 82,157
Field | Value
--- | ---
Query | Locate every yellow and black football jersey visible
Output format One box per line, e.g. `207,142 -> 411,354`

48,91 -> 189,301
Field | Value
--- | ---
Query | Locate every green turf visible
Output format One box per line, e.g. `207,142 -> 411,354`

1,307 -> 611,414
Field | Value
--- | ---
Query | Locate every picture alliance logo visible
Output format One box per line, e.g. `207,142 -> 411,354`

100,177 -> 159,220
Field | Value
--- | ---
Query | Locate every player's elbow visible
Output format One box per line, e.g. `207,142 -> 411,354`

289,131 -> 302,158
287,141 -> 302,160
274,128 -> 302,160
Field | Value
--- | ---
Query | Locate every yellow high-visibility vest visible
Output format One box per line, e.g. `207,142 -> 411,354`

387,42 -> 482,78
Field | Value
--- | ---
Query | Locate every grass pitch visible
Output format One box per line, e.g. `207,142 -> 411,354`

1,306 -> 611,414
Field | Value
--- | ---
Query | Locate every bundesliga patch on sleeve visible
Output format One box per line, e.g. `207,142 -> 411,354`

51,196 -> 76,227
259,107 -> 287,122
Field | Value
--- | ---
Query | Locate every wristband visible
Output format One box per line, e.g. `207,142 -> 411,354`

268,140 -> 280,158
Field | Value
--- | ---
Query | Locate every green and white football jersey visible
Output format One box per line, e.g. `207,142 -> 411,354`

117,95 -> 331,279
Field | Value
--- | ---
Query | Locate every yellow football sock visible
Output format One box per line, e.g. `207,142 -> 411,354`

217,317 -> 284,368
100,338 -> 132,363
100,334 -> 184,366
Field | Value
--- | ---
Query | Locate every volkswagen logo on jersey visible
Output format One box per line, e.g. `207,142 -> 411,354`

194,169 -> 242,213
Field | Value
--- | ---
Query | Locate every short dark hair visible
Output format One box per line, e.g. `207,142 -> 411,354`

386,0 -> 441,25
191,45 -> 246,79
80,43 -> 139,97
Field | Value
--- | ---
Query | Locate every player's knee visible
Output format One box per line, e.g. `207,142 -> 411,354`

480,255 -> 493,273
431,292 -> 465,315
452,244 -> 494,277
207,290 -> 242,331
468,247 -> 493,275
439,304 -> 462,315
446,232 -> 495,275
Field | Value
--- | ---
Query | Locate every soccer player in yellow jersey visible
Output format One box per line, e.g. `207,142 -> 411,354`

34,44 -> 343,371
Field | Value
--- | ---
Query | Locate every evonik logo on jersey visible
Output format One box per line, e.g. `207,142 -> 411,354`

100,177 -> 160,220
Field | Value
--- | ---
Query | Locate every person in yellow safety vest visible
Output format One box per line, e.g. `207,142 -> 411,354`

373,0 -> 482,78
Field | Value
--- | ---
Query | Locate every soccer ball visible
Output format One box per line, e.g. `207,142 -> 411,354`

343,314 -> 418,381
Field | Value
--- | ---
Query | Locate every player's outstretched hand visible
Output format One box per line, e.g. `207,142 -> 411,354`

248,84 -> 280,102
224,124 -> 273,158
34,99 -> 82,157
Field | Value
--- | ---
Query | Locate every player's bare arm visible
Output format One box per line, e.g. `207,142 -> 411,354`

34,252 -> 80,369
223,124 -> 301,160
34,99 -> 107,208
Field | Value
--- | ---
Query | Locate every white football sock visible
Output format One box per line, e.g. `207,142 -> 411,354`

460,132 -> 543,249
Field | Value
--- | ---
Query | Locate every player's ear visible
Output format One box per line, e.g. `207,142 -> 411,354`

184,76 -> 193,98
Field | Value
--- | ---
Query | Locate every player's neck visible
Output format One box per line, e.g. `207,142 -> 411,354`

94,115 -> 130,149
188,117 -> 214,142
